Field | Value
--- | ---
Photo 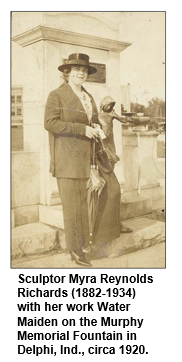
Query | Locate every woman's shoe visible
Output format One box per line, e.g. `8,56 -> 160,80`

82,240 -> 92,254
120,222 -> 133,233
82,245 -> 92,253
70,251 -> 92,267
120,227 -> 133,233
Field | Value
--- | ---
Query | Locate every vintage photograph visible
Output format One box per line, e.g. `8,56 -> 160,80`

11,11 -> 166,268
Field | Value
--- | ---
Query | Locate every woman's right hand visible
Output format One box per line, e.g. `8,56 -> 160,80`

85,125 -> 99,140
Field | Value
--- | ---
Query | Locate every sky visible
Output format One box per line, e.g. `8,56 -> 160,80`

66,11 -> 166,106
118,12 -> 165,106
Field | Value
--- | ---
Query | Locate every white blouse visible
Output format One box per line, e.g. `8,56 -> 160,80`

71,87 -> 93,124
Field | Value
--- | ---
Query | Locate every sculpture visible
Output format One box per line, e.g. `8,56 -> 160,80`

97,96 -> 128,169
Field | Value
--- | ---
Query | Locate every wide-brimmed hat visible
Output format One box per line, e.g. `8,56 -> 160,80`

58,53 -> 97,75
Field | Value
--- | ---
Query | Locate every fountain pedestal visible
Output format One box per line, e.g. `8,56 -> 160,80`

121,112 -> 163,201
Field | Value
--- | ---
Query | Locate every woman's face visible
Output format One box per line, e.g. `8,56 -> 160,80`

68,66 -> 88,86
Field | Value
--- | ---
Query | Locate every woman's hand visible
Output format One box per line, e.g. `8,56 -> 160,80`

85,125 -> 99,140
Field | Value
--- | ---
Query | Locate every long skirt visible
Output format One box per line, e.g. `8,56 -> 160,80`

57,178 -> 90,252
93,169 -> 121,244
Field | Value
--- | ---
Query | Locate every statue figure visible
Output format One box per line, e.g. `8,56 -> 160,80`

97,96 -> 128,169
94,96 -> 133,234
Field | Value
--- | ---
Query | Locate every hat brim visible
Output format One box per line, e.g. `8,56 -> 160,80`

58,63 -> 97,75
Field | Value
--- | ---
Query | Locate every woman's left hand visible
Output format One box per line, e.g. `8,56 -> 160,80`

85,125 -> 99,140
93,123 -> 106,140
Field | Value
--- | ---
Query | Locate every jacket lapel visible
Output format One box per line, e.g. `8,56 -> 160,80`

58,81 -> 98,125
59,82 -> 88,118
82,86 -> 98,125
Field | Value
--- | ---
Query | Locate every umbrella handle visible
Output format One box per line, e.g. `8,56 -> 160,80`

92,140 -> 96,166
98,136 -> 106,152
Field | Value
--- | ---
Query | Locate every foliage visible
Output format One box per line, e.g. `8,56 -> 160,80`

130,102 -> 146,114
131,98 -> 165,118
145,98 -> 165,118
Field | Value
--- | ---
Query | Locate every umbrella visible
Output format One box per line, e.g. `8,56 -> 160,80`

87,142 -> 106,240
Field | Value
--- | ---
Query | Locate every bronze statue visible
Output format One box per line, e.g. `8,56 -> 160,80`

96,96 -> 133,234
97,96 -> 128,169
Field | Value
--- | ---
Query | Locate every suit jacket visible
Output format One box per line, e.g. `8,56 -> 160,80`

44,81 -> 98,178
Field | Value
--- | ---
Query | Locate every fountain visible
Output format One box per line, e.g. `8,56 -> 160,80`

121,106 -> 160,197
98,99 -> 162,200
122,110 -> 151,132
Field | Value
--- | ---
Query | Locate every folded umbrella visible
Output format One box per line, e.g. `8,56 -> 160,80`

87,142 -> 106,240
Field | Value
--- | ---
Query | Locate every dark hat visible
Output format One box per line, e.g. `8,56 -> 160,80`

58,53 -> 97,75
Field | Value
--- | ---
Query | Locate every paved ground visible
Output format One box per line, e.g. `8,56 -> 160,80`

157,133 -> 165,158
12,241 -> 165,269
11,197 -> 165,269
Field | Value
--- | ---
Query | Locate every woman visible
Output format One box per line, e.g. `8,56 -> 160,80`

44,53 -> 99,267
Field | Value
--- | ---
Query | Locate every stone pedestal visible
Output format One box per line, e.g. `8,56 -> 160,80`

12,13 -> 131,208
12,152 -> 40,208
122,129 -> 163,200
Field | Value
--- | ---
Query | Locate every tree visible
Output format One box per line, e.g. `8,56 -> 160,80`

144,98 -> 165,118
130,102 -> 146,114
130,98 -> 165,118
